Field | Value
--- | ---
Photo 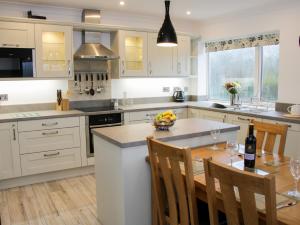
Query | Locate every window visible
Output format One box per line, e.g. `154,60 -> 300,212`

208,45 -> 279,102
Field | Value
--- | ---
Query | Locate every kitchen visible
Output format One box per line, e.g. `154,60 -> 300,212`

1,1 -> 300,225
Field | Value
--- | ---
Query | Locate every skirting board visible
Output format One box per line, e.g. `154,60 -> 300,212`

0,166 -> 95,190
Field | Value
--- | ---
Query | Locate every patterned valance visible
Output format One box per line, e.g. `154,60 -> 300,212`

205,33 -> 279,52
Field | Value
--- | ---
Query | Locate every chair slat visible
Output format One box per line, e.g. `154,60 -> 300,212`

239,187 -> 259,225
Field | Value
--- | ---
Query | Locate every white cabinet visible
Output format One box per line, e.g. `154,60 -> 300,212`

20,148 -> 81,176
262,119 -> 300,157
174,36 -> 191,76
188,108 -> 202,118
0,22 -> 34,48
112,30 -> 148,77
0,123 -> 21,180
35,24 -> 73,78
125,108 -> 187,125
200,110 -> 228,123
112,31 -> 191,77
148,33 -> 174,77
19,127 -> 80,154
227,115 -> 260,145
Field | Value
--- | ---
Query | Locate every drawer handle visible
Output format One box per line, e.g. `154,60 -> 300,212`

42,122 -> 58,127
2,43 -> 19,47
42,131 -> 59,136
237,117 -> 251,122
44,152 -> 60,158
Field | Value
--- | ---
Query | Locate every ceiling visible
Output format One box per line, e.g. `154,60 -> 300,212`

8,0 -> 298,21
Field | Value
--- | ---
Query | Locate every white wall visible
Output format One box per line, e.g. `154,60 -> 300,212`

197,2 -> 300,104
0,80 -> 68,106
111,78 -> 189,99
0,1 -> 198,105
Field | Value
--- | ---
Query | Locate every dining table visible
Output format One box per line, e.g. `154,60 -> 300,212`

191,144 -> 300,225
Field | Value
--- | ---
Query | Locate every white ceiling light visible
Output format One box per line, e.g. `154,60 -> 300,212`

186,11 -> 191,15
120,1 -> 125,6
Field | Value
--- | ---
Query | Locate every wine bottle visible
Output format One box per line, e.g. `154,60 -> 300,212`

244,123 -> 256,169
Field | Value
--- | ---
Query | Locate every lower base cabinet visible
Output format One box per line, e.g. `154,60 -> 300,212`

0,122 -> 21,180
20,148 -> 82,176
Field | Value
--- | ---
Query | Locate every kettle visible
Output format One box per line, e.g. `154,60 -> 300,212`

173,90 -> 185,102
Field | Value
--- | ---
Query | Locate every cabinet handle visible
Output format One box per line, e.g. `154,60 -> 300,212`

237,117 -> 251,122
177,62 -> 181,74
68,60 -> 71,76
42,122 -> 58,127
12,126 -> 16,141
149,62 -> 152,75
222,115 -> 227,123
2,43 -> 19,47
44,152 -> 60,158
121,60 -> 125,75
42,131 -> 59,136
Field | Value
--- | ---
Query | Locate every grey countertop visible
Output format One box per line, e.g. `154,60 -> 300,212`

91,118 -> 239,148
0,101 -> 299,124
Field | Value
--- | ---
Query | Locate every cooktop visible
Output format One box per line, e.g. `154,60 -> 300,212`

76,106 -> 119,113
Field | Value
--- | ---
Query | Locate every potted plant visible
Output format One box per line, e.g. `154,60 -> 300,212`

224,81 -> 241,106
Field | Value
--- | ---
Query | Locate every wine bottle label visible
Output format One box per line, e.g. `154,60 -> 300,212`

244,153 -> 255,160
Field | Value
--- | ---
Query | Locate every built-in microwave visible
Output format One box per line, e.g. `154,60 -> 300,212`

0,48 -> 35,78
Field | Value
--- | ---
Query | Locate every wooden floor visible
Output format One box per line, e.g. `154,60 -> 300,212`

0,174 -> 102,225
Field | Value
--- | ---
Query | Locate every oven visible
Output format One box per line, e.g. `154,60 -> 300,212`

0,48 -> 35,78
85,113 -> 123,158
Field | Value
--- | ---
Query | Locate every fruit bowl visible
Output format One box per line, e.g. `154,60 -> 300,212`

153,110 -> 176,131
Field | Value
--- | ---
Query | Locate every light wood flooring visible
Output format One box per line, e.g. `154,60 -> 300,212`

0,174 -> 102,225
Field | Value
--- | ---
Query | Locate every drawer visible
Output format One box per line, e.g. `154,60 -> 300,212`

129,110 -> 163,122
21,148 -> 82,176
18,117 -> 79,132
19,127 -> 80,154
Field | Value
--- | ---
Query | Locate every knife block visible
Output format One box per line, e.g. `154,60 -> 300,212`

56,99 -> 70,111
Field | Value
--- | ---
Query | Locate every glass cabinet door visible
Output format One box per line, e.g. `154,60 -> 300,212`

119,31 -> 148,77
35,24 -> 72,78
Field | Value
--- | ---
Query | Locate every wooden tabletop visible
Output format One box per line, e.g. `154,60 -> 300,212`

191,145 -> 299,225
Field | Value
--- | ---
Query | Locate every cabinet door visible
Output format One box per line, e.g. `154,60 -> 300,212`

188,108 -> 201,118
0,22 -> 34,48
148,33 -> 174,76
263,119 -> 300,157
0,123 -> 21,180
201,110 -> 227,123
174,36 -> 191,76
118,31 -> 148,77
229,115 -> 260,145
35,24 -> 73,78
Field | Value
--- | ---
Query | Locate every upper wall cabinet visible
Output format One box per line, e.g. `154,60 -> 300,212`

174,36 -> 191,76
35,24 -> 73,78
112,31 -> 191,78
0,22 -> 34,48
148,32 -> 174,77
111,30 -> 148,77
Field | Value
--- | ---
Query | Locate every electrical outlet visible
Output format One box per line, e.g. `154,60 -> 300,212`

162,87 -> 170,92
0,94 -> 8,101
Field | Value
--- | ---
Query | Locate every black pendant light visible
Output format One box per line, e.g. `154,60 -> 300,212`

157,0 -> 178,47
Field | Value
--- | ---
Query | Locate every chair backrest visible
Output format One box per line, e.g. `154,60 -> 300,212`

203,158 -> 277,225
147,136 -> 199,225
253,120 -> 288,155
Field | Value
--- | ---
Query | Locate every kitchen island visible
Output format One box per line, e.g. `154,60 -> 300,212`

91,118 -> 239,225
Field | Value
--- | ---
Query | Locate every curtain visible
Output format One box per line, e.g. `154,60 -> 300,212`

205,33 -> 279,52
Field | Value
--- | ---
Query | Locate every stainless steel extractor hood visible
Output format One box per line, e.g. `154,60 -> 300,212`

74,9 -> 119,60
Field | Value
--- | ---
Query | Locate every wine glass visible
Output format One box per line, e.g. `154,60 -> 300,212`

288,157 -> 300,199
227,141 -> 239,166
210,128 -> 221,150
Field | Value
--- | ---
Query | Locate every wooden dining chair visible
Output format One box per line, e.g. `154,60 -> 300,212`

147,136 -> 199,225
203,157 -> 277,225
252,120 -> 288,155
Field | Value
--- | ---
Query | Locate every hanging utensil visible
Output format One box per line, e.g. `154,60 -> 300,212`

101,73 -> 105,91
85,74 -> 90,94
96,73 -> 101,93
79,73 -> 83,94
89,73 -> 95,96
74,73 -> 78,87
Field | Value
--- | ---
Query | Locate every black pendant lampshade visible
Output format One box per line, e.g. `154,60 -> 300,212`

157,0 -> 178,47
